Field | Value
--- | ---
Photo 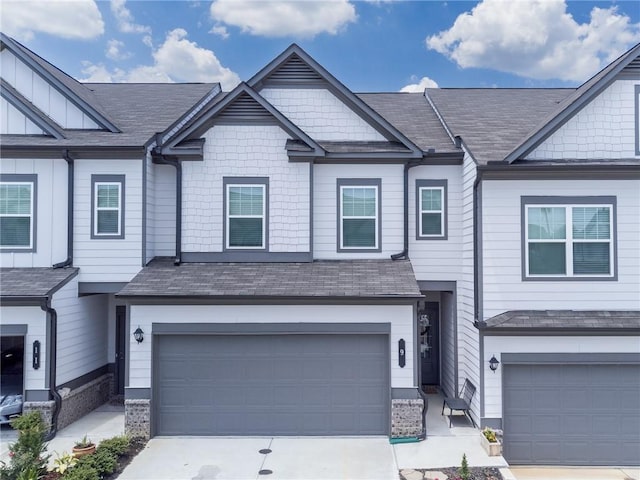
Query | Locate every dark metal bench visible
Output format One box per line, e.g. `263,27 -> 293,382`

441,378 -> 476,427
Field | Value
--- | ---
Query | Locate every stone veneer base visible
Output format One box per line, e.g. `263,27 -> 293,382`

57,374 -> 113,430
22,401 -> 55,433
125,399 -> 151,439
391,398 -> 425,438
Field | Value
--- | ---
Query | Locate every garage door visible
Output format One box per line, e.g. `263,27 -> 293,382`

154,334 -> 389,436
503,363 -> 640,466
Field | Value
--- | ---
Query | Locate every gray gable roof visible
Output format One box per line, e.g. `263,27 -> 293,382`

118,258 -> 421,299
480,310 -> 640,331
426,88 -> 572,165
0,267 -> 78,298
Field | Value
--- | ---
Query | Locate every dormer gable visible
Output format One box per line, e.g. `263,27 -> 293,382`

1,79 -> 65,137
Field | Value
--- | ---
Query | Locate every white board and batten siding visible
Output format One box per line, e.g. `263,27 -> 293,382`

0,49 -> 99,130
0,306 -> 46,391
0,158 -> 68,268
409,165 -> 463,281
0,97 -> 45,135
73,160 -> 143,282
261,88 -> 385,141
526,79 -> 639,160
313,163 -> 403,260
481,179 -> 640,319
127,304 -> 414,389
51,277 -> 108,385
483,335 -> 640,419
182,125 -> 310,253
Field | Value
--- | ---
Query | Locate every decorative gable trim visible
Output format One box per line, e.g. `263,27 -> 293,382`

248,44 -> 422,158
0,33 -> 120,133
505,43 -> 640,163
161,83 -> 325,158
0,79 -> 65,139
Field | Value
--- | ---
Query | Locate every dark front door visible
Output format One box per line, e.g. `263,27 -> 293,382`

115,306 -> 126,395
421,302 -> 440,386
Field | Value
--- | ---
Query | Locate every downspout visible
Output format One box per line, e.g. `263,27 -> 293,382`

473,172 -> 481,322
391,160 -> 422,261
53,150 -> 74,269
40,297 -> 61,441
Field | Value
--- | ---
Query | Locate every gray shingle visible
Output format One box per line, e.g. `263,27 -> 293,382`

482,310 -> 640,330
0,267 -> 78,298
117,258 -> 422,299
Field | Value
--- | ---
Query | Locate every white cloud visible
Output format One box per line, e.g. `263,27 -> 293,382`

105,39 -> 132,60
400,76 -> 438,93
110,0 -> 151,34
426,0 -> 640,82
210,0 -> 357,38
79,28 -> 240,90
210,24 -> 230,39
1,0 -> 104,41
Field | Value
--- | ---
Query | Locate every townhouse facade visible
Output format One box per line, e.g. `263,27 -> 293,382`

1,33 -> 638,466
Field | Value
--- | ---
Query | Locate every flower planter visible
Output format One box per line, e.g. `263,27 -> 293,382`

72,444 -> 96,458
480,433 -> 502,456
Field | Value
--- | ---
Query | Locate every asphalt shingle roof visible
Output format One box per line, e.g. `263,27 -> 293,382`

426,88 -> 573,164
482,310 -> 640,330
0,267 -> 78,298
118,258 -> 422,299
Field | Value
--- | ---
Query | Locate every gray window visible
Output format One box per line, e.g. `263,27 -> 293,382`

337,179 -> 381,251
0,175 -> 36,250
224,178 -> 268,250
416,180 -> 447,240
524,198 -> 615,279
91,175 -> 125,239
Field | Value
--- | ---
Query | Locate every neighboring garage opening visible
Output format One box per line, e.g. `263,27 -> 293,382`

153,331 -> 390,436
1,335 -> 25,425
502,354 -> 640,466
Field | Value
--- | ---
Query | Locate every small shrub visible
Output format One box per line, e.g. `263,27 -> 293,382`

482,427 -> 498,443
63,462 -> 99,480
0,411 -> 50,480
84,449 -> 117,476
459,453 -> 470,480
97,435 -> 130,457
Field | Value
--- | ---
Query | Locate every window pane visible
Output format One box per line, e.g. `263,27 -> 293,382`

421,212 -> 442,236
343,218 -> 375,247
0,217 -> 31,246
229,186 -> 263,216
528,242 -> 566,275
97,210 -> 119,234
97,185 -> 119,208
0,184 -> 31,215
573,243 -> 610,274
573,207 -> 610,240
528,207 -> 565,240
342,188 -> 375,217
421,189 -> 442,211
229,218 -> 263,247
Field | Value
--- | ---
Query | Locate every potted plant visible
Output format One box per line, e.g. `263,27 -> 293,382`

72,435 -> 96,457
480,427 -> 502,456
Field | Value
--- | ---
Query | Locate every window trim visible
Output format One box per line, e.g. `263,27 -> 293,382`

521,196 -> 617,281
336,178 -> 382,253
0,174 -> 37,252
223,177 -> 269,251
91,175 -> 125,239
416,179 -> 448,240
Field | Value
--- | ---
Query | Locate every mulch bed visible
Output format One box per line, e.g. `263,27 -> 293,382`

400,466 -> 504,480
41,437 -> 147,480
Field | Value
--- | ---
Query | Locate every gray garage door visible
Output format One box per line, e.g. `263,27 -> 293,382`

154,334 -> 389,436
503,363 -> 640,466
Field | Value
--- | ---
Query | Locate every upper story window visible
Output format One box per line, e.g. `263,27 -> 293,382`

224,178 -> 268,250
0,175 -> 36,251
416,179 -> 447,240
91,175 -> 125,239
523,196 -> 616,280
337,179 -> 381,252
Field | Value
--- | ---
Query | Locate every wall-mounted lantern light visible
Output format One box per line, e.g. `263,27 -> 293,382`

133,327 -> 144,344
489,355 -> 500,372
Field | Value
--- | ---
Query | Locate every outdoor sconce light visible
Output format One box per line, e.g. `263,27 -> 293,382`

133,327 -> 144,344
489,355 -> 500,372
32,341 -> 40,370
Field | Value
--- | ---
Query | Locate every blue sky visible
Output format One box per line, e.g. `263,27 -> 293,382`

2,0 -> 639,92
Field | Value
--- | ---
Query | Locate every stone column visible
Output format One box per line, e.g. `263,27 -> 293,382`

125,399 -> 151,439
22,401 -> 55,434
391,398 -> 425,438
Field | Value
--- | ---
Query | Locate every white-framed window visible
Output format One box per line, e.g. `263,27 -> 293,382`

524,202 -> 614,278
91,175 -> 125,239
225,183 -> 266,249
418,183 -> 447,238
0,180 -> 35,249
338,181 -> 380,250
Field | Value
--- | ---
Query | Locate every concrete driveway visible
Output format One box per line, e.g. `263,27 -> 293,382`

118,437 -> 397,480
509,467 -> 640,480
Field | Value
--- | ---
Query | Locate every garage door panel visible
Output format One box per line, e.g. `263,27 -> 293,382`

504,362 -> 640,466
154,334 -> 389,436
